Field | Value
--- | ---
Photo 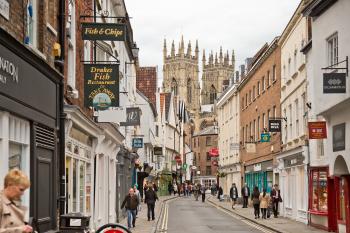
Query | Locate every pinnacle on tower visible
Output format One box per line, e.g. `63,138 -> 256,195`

231,50 -> 235,68
215,52 -> 218,65
163,38 -> 167,60
219,46 -> 223,64
195,40 -> 199,59
209,51 -> 213,65
202,49 -> 206,68
171,40 -> 175,57
187,40 -> 192,57
180,35 -> 185,55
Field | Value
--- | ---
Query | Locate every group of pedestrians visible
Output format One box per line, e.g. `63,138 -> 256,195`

168,182 -> 194,197
121,182 -> 159,230
229,183 -> 282,220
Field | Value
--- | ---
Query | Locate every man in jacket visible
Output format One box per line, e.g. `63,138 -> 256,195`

241,183 -> 250,208
144,185 -> 159,221
201,185 -> 206,202
271,184 -> 282,218
121,188 -> 139,229
230,183 -> 238,209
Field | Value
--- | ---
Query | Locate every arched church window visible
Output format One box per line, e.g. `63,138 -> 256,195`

209,85 -> 217,104
187,79 -> 192,103
171,78 -> 178,95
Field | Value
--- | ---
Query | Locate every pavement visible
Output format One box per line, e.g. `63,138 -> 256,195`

119,195 -> 177,233
166,196 -> 264,233
207,196 -> 327,233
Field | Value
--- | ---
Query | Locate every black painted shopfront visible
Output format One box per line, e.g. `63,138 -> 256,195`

0,28 -> 63,232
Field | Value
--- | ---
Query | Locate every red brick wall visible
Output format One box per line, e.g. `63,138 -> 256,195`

192,134 -> 218,176
0,0 -> 59,68
239,44 -> 281,167
136,67 -> 157,108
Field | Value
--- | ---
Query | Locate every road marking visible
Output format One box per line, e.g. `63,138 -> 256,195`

159,198 -> 176,233
207,200 -> 276,233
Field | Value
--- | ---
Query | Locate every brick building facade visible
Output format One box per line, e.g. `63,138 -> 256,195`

238,38 -> 281,193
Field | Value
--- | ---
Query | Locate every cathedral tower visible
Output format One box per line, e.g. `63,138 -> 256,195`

201,47 -> 235,105
163,36 -> 200,114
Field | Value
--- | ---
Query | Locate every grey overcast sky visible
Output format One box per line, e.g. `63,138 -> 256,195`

127,0 -> 301,79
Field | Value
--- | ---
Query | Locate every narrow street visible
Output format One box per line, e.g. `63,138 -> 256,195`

165,196 -> 265,233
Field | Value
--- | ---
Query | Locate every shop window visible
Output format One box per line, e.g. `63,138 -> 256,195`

206,166 -> 211,176
206,137 -> 211,146
206,152 -> 211,161
311,169 -> 328,212
339,177 -> 346,220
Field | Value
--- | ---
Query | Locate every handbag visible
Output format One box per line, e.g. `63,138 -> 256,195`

279,196 -> 283,202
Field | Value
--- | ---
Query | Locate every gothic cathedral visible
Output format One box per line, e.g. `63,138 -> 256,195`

162,36 -> 200,115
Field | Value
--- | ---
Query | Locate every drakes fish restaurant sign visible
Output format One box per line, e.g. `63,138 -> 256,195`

84,64 -> 119,110
82,23 -> 126,41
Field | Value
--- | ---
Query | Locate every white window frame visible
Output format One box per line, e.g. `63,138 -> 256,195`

327,33 -> 338,66
27,0 -> 38,48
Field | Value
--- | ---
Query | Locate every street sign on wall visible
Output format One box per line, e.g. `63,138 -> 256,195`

323,73 -> 346,93
308,121 -> 327,139
154,147 -> 162,155
84,64 -> 119,109
81,23 -> 126,41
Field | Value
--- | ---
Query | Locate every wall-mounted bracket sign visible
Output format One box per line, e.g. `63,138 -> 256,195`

120,107 -> 141,126
84,64 -> 119,110
132,138 -> 143,149
308,121 -> 327,139
81,22 -> 126,41
260,133 -> 271,142
268,119 -> 282,132
323,73 -> 346,93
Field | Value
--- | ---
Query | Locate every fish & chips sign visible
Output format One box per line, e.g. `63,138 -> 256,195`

82,23 -> 126,41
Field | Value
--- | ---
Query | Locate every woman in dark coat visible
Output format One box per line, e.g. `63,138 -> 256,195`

217,186 -> 223,200
251,186 -> 260,219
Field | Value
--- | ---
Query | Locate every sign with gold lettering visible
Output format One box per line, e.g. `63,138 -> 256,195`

81,23 -> 126,41
84,64 -> 119,109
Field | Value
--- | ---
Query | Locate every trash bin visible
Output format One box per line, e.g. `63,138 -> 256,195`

59,213 -> 90,233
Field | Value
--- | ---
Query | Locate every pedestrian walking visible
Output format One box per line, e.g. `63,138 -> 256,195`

217,186 -> 223,200
184,183 -> 189,197
178,183 -> 182,197
173,183 -> 178,196
259,188 -> 270,219
241,183 -> 250,208
194,184 -> 199,201
121,188 -> 139,230
230,183 -> 238,209
0,169 -> 32,233
271,184 -> 282,218
201,185 -> 206,202
133,184 -> 141,216
144,184 -> 159,221
188,183 -> 193,196
251,186 -> 260,219
168,182 -> 173,195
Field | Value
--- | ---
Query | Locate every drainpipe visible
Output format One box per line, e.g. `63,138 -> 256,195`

57,0 -> 66,216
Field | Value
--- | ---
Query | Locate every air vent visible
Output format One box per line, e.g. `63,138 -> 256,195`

35,125 -> 56,149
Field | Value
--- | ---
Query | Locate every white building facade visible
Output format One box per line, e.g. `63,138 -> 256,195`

216,83 -> 241,195
276,1 -> 310,224
303,0 -> 350,232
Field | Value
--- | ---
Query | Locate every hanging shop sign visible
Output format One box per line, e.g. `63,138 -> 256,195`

209,147 -> 219,157
132,138 -> 143,148
84,64 -> 119,110
323,73 -> 346,93
268,119 -> 281,132
154,147 -> 162,155
260,133 -> 271,142
333,123 -> 345,152
308,121 -> 327,139
120,107 -> 141,126
81,22 -> 126,41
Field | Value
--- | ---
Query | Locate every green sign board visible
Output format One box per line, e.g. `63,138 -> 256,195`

81,23 -> 126,41
182,164 -> 188,170
261,133 -> 271,142
84,64 -> 119,110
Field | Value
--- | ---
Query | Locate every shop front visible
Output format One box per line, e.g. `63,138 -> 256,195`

277,147 -> 308,223
244,160 -> 273,193
0,28 -> 62,232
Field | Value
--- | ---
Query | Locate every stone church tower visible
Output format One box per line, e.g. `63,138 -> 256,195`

201,47 -> 235,105
162,36 -> 200,114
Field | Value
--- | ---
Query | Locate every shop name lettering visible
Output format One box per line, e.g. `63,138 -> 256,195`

84,27 -> 124,38
0,56 -> 19,84
89,87 -> 115,100
87,66 -> 116,85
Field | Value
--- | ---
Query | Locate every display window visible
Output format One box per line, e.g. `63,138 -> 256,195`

65,138 -> 92,214
0,112 -> 30,216
339,177 -> 346,220
310,169 -> 328,212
